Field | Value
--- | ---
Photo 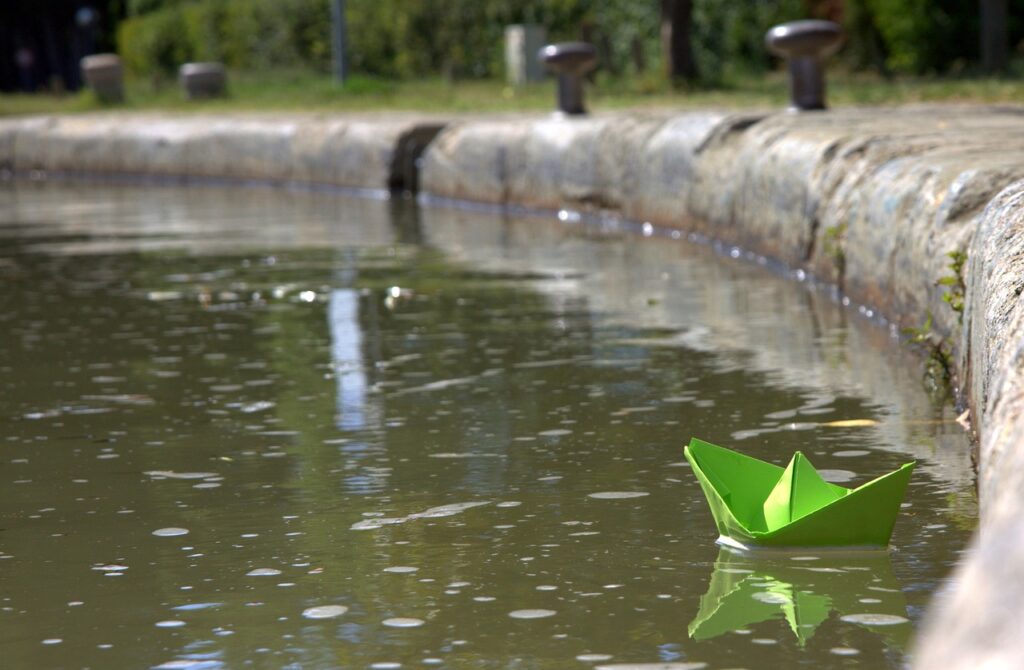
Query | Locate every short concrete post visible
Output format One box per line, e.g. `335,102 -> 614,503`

538,42 -> 597,115
505,24 -> 546,85
80,53 -> 124,104
179,62 -> 227,100
765,20 -> 843,111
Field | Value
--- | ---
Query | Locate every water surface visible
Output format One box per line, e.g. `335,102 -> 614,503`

0,183 -> 975,669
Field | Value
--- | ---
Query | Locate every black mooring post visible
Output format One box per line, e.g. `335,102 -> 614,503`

765,20 -> 843,112
538,42 -> 597,116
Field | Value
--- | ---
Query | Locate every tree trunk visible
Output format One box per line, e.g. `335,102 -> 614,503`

631,36 -> 647,73
661,0 -> 698,82
980,0 -> 1008,73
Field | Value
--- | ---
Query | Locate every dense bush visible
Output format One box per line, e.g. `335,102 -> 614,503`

119,0 -> 332,77
118,0 -> 803,81
692,0 -> 806,81
862,0 -> 976,73
116,0 -> 1024,82
119,5 -> 190,76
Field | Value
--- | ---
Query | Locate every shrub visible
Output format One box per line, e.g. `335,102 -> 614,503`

116,0 -> 1018,82
118,6 -> 191,77
120,0 -> 333,76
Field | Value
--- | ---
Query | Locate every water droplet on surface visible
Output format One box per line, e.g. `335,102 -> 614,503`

246,568 -> 282,577
153,661 -> 222,670
41,638 -> 62,645
146,471 -> 218,480
752,591 -> 790,605
152,527 -> 189,537
240,401 -> 275,414
508,609 -> 556,619
840,613 -> 910,626
577,654 -> 613,662
831,647 -> 860,656
302,605 -> 348,619
383,566 -> 418,574
382,617 -> 424,628
155,620 -> 186,628
593,664 -> 707,670
171,603 -> 221,611
588,491 -> 649,500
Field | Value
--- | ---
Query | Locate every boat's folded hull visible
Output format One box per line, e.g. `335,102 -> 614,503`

685,438 -> 915,548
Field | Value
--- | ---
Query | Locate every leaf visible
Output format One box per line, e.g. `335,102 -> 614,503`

821,419 -> 879,428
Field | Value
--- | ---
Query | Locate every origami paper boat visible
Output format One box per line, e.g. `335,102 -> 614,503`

689,547 -> 910,648
684,438 -> 914,548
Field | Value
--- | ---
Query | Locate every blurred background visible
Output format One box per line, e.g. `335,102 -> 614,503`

1,0 -> 1022,111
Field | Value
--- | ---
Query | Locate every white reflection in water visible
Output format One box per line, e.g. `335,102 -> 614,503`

329,289 -> 367,431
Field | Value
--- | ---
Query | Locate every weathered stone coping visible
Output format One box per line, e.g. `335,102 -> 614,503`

0,113 -> 448,194
2,107 -> 1024,665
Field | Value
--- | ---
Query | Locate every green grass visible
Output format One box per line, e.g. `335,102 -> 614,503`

2,68 -> 1024,117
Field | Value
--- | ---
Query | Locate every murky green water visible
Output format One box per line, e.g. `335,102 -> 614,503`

0,183 -> 975,669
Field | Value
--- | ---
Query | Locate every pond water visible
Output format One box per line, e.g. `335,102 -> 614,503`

0,182 -> 975,669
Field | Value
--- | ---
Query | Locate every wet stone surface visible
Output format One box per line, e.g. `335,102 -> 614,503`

0,182 -> 975,669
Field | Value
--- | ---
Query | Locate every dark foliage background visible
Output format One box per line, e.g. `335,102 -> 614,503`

113,0 -> 1024,81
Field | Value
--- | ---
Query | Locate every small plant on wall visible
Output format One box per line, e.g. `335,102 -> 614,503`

937,249 -> 967,322
904,311 -> 953,398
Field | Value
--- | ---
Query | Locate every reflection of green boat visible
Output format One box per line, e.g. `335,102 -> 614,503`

689,547 -> 911,648
685,438 -> 914,548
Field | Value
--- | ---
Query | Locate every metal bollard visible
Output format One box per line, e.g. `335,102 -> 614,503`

179,62 -> 228,100
765,20 -> 843,111
537,42 -> 597,115
80,53 -> 124,104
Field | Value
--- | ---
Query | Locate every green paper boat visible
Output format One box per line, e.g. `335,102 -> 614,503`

684,438 -> 914,548
689,547 -> 910,649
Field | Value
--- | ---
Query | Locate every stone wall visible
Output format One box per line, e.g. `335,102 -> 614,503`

2,107 -> 1024,666
914,180 -> 1024,669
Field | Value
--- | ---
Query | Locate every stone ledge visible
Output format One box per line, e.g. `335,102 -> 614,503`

0,113 -> 448,194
